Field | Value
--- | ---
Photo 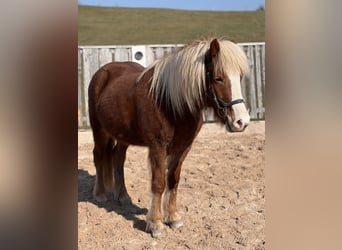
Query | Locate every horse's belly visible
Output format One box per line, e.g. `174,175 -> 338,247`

97,103 -> 145,146
103,122 -> 146,146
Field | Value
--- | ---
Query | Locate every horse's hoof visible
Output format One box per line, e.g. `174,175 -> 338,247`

169,220 -> 184,229
164,213 -> 183,229
146,220 -> 165,238
151,229 -> 164,238
94,193 -> 107,203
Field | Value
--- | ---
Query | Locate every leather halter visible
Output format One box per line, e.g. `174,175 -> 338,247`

204,51 -> 245,131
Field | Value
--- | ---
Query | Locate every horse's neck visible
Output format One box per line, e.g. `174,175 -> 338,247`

178,109 -> 203,129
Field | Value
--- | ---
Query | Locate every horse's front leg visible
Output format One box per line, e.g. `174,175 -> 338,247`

146,143 -> 167,237
163,147 -> 191,229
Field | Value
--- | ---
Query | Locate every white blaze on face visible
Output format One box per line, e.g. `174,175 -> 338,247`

229,74 -> 250,131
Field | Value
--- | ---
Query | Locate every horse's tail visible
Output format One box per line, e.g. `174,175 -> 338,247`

88,68 -> 110,129
88,68 -> 115,193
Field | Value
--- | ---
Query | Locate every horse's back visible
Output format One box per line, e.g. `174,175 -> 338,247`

88,61 -> 146,144
101,61 -> 144,76
88,61 -> 144,112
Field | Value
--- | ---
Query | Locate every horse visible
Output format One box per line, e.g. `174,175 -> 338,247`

88,37 -> 250,237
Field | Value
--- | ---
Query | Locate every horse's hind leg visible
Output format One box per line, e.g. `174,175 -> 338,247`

92,133 -> 114,202
163,146 -> 192,229
112,142 -> 131,205
103,138 -> 115,192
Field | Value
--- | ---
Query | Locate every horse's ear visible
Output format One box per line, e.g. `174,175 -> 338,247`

209,38 -> 220,58
230,39 -> 238,44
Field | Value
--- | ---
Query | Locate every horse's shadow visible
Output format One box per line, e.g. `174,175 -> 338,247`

78,169 -> 148,232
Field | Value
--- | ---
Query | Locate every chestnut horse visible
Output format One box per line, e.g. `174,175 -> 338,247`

88,38 -> 250,237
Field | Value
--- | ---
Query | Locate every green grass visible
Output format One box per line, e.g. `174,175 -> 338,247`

78,6 -> 264,45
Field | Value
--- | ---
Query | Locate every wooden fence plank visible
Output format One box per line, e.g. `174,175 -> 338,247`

154,47 -> 165,60
255,44 -> 264,119
99,48 -> 113,67
78,49 -> 83,127
162,47 -> 172,56
83,48 -> 99,127
239,45 -> 248,104
114,47 -> 131,62
260,44 -> 265,119
247,45 -> 257,119
203,108 -> 215,122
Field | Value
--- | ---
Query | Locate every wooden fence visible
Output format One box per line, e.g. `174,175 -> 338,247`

78,42 -> 265,128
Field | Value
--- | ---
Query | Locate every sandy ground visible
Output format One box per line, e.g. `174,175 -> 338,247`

78,121 -> 265,249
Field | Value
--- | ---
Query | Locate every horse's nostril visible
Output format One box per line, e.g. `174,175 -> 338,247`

232,119 -> 249,132
234,119 -> 244,129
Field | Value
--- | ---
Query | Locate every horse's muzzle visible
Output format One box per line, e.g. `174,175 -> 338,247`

225,118 -> 248,132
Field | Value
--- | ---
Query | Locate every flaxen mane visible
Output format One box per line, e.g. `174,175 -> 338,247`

139,38 -> 249,116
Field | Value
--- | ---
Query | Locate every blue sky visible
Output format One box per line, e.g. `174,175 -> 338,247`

78,0 -> 265,11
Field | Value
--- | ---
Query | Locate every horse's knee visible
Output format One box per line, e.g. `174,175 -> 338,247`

151,179 -> 165,194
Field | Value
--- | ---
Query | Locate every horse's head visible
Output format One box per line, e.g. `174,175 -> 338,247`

205,38 -> 250,132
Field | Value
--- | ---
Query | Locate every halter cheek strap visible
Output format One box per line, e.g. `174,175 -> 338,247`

206,71 -> 245,111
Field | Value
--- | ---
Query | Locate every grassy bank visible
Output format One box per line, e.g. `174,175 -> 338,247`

78,6 -> 264,45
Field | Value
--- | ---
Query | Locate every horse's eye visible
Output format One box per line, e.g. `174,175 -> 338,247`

215,77 -> 224,83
